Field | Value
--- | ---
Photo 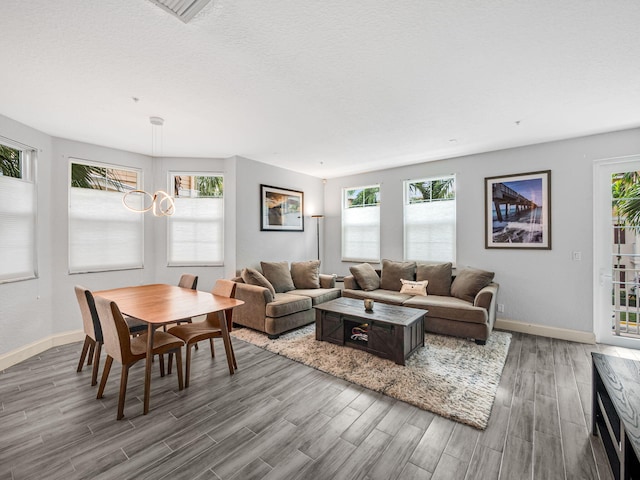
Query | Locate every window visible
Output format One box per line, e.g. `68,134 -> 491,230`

404,175 -> 456,263
342,184 -> 380,262
69,159 -> 143,273
167,173 -> 224,266
0,139 -> 37,282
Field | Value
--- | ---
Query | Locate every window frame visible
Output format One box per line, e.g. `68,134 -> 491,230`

0,136 -> 37,283
166,171 -> 225,267
403,174 -> 457,264
341,183 -> 381,263
68,158 -> 144,274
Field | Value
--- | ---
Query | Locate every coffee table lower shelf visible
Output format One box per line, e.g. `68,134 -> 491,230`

314,297 -> 426,365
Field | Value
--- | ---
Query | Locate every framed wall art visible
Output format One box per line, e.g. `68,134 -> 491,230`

485,170 -> 551,249
260,184 -> 304,231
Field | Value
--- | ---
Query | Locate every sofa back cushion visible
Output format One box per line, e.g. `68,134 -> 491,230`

450,267 -> 495,303
349,263 -> 380,291
291,260 -> 321,289
380,259 -> 416,291
241,268 -> 276,296
416,262 -> 452,296
261,261 -> 296,293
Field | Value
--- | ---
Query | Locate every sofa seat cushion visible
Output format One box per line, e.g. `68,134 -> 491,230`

403,295 -> 488,324
265,293 -> 312,318
342,289 -> 412,305
290,288 -> 341,305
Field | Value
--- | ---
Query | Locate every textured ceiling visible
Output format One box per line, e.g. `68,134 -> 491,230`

1,0 -> 639,178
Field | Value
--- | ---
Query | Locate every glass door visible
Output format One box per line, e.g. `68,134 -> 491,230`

594,156 -> 640,347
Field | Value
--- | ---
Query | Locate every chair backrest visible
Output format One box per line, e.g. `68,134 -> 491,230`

207,279 -> 237,328
94,296 -> 135,364
74,285 -> 103,342
178,274 -> 198,290
212,279 -> 236,298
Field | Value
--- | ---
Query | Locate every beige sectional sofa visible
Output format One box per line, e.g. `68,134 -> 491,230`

232,260 -> 341,338
342,260 -> 498,345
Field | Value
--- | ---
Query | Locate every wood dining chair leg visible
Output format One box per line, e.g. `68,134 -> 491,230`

90,342 -> 102,387
97,355 -> 113,400
117,364 -> 131,420
77,336 -> 93,372
209,339 -> 215,358
159,354 -> 165,377
87,342 -> 95,366
185,344 -> 193,388
167,353 -> 173,375
174,347 -> 184,391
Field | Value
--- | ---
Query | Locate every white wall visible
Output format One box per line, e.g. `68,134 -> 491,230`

323,128 -> 640,335
0,114 -> 53,354
2,107 -> 639,357
234,156 -> 325,272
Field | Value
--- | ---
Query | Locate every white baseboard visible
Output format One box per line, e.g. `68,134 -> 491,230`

0,330 -> 84,371
496,318 -> 596,344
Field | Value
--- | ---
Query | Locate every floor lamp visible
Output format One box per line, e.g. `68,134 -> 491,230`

312,215 -> 324,261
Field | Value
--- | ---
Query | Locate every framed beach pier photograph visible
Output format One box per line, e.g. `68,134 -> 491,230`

260,184 -> 304,231
485,170 -> 551,249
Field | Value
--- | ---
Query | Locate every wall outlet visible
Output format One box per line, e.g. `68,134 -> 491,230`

497,304 -> 505,313
572,251 -> 582,261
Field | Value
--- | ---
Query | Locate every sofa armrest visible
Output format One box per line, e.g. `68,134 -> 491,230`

343,275 -> 361,290
474,282 -> 499,328
319,274 -> 336,288
231,282 -> 274,331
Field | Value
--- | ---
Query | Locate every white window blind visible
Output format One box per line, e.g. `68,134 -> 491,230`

68,160 -> 143,273
0,175 -> 36,282
167,173 -> 224,266
404,175 -> 456,263
342,185 -> 380,262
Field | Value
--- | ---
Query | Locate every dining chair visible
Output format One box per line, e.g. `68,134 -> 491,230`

167,279 -> 237,387
75,285 -> 162,386
75,285 -> 104,387
162,273 -> 199,333
94,296 -> 185,420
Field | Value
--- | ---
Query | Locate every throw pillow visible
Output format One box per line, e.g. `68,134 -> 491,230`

241,268 -> 276,296
450,267 -> 495,303
291,260 -> 321,289
349,263 -> 380,291
260,261 -> 296,293
399,279 -> 428,296
416,262 -> 452,296
380,259 -> 416,291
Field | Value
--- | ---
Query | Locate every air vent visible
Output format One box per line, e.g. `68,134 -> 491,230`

146,0 -> 212,23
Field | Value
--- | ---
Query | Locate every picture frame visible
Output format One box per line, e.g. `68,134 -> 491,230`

260,184 -> 304,231
485,170 -> 551,249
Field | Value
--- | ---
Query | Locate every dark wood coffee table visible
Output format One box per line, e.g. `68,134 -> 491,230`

314,297 -> 426,365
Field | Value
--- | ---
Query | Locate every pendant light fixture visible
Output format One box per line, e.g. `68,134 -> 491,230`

122,116 -> 175,216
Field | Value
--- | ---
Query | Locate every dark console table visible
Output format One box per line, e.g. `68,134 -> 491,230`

592,352 -> 640,480
314,297 -> 425,365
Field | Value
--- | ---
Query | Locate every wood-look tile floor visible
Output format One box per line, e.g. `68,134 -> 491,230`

1,330 -> 637,480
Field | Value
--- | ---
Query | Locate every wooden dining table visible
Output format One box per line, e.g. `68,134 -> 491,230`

94,283 -> 244,415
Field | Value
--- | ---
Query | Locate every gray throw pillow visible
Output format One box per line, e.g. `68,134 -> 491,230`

380,259 -> 416,291
416,262 -> 452,296
260,261 -> 296,293
450,267 -> 495,303
291,260 -> 321,289
349,263 -> 380,291
241,268 -> 276,296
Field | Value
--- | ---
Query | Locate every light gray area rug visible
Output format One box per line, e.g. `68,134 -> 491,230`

231,325 -> 511,429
